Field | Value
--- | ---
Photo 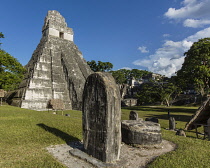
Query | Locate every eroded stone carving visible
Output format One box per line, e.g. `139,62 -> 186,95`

82,72 -> 121,163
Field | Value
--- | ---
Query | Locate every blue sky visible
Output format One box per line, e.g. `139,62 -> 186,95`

1,0 -> 210,77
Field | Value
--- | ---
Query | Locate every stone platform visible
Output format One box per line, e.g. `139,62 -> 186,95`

121,120 -> 162,145
46,140 -> 175,168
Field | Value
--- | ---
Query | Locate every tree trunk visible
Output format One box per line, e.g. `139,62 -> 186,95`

165,99 -> 170,107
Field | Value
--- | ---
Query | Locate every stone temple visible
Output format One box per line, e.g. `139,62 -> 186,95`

8,10 -> 92,110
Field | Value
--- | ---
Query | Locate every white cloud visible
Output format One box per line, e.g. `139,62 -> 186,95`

132,0 -> 210,77
120,67 -> 132,70
138,46 -> 149,53
182,0 -> 197,6
164,0 -> 209,19
133,59 -> 152,67
183,19 -> 210,28
186,27 -> 210,41
165,0 -> 210,29
133,27 -> 210,77
163,34 -> 171,38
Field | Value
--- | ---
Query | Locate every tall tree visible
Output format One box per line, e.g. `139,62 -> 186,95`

0,33 -> 26,91
0,32 -> 4,48
130,69 -> 151,81
176,38 -> 210,97
87,60 -> 113,72
111,69 -> 151,84
111,69 -> 129,84
137,80 -> 177,106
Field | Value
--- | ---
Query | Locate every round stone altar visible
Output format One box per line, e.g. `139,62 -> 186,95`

121,120 -> 162,145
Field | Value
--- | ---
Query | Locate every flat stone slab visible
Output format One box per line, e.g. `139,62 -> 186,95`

121,120 -> 162,145
46,140 -> 176,168
69,149 -> 112,167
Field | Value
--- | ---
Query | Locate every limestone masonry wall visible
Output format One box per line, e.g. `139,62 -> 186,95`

8,10 -> 92,111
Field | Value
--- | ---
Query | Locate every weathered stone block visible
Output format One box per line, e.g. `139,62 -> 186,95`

169,117 -> 176,130
121,120 -> 162,145
82,72 -> 121,163
129,111 -> 138,120
176,129 -> 186,137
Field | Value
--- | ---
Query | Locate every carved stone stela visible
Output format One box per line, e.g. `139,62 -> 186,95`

82,72 -> 121,163
7,10 -> 92,110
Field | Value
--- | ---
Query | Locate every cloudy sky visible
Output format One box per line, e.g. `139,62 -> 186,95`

1,0 -> 210,77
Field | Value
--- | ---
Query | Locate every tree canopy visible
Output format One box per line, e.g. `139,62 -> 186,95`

0,32 -> 4,48
176,38 -> 210,97
111,69 -> 151,84
137,80 -> 178,106
87,60 -> 113,72
0,33 -> 26,91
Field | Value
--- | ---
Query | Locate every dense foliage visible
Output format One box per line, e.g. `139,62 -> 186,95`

111,69 -> 151,84
0,33 -> 25,91
136,80 -> 178,106
0,32 -> 4,46
177,38 -> 210,97
87,60 -> 113,72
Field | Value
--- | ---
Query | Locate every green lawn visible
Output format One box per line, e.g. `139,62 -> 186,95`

0,105 -> 210,168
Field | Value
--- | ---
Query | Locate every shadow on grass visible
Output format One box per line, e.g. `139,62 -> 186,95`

123,106 -> 197,114
123,106 -> 198,123
143,113 -> 193,122
37,123 -> 80,143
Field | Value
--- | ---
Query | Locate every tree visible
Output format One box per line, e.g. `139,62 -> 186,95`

111,69 -> 151,84
0,33 -> 26,91
137,80 -> 177,106
136,83 -> 157,104
111,69 -> 129,84
87,60 -> 113,72
176,38 -> 210,97
153,82 -> 177,106
0,32 -> 4,48
130,69 -> 151,81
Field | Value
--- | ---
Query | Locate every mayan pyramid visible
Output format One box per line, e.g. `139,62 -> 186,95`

8,10 -> 92,110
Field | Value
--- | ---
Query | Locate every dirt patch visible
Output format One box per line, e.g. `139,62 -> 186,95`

46,140 -> 176,168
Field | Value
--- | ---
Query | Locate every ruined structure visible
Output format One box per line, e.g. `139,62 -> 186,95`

8,10 -> 92,110
121,120 -> 162,145
185,97 -> 210,138
82,72 -> 121,163
185,97 -> 210,130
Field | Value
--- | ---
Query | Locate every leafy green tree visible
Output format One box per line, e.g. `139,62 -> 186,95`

0,33 -> 26,91
136,83 -> 157,104
0,32 -> 4,48
111,69 -> 129,84
111,69 -> 151,84
0,32 -> 4,39
87,60 -> 113,72
153,82 -> 177,106
176,38 -> 210,97
137,80 -> 177,106
130,69 -> 151,81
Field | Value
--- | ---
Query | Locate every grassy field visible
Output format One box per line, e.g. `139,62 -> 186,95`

0,105 -> 210,168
